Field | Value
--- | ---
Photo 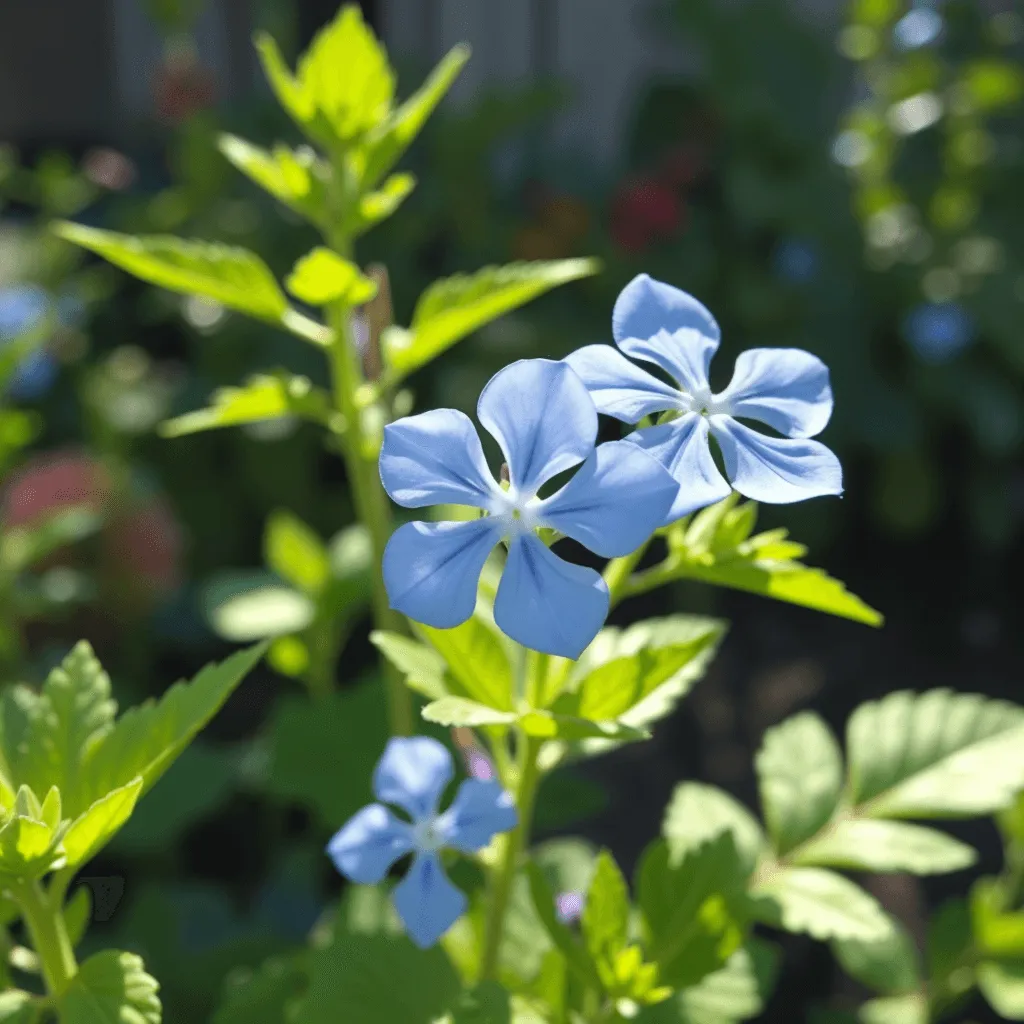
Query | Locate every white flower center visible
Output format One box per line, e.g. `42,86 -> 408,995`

682,386 -> 729,417
413,815 -> 444,853
487,488 -> 545,540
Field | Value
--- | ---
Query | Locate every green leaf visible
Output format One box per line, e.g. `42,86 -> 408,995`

54,223 -> 289,324
360,45 -> 470,188
960,60 -> 1024,112
76,643 -> 265,818
265,510 -> 330,596
58,950 -> 161,1024
203,576 -> 315,642
0,991 -> 38,1024
61,778 -> 143,867
833,917 -> 921,995
418,616 -> 514,711
422,698 -> 517,729
266,681 -> 387,829
285,248 -> 377,307
751,867 -> 890,942
218,134 -> 326,225
662,782 -> 766,878
254,33 -> 314,126
846,689 -> 1024,817
294,932 -> 458,1024
12,641 -> 116,814
160,373 -> 332,438
858,994 -> 928,1024
384,260 -> 599,381
0,507 -> 101,574
447,983 -> 510,1024
64,884 -> 92,948
349,173 -> 416,236
979,961 -> 1024,1020
927,898 -> 973,984
637,836 -> 748,989
582,852 -> 630,985
518,711 -> 649,743
0,807 -> 60,878
370,631 -> 449,701
793,819 -> 976,874
210,953 -> 307,1024
756,711 -> 843,855
971,877 -> 1024,958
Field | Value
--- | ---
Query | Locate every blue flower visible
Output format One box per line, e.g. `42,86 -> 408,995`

893,8 -> 943,50
0,285 -> 58,401
564,274 -> 842,519
379,358 -> 678,659
326,736 -> 517,948
903,302 -> 974,363
772,239 -> 819,284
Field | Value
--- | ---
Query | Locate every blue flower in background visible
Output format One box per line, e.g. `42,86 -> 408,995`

893,7 -> 943,50
0,285 -> 58,401
380,358 -> 677,659
327,736 -> 516,948
565,274 -> 842,519
904,302 -> 974,363
772,238 -> 819,284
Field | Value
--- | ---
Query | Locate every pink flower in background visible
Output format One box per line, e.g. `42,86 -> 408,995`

1,451 -> 109,528
610,178 -> 684,254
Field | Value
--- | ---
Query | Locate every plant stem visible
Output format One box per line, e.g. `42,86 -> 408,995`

603,542 -> 649,610
479,731 -> 543,982
13,880 -> 76,996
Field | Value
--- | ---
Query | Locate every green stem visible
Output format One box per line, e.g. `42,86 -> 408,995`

603,541 -> 649,610
479,732 -> 543,982
13,880 -> 76,995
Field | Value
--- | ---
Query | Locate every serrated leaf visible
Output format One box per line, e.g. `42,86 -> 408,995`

662,782 -> 766,878
752,867 -> 890,942
294,932 -> 458,1024
160,373 -> 332,438
58,950 -> 161,1024
793,818 -> 976,874
360,45 -> 470,188
62,778 -> 143,868
265,511 -> 329,596
833,916 -> 921,996
384,260 -> 598,381
210,953 -> 306,1024
286,248 -> 376,307
637,836 -> 748,990
218,134 -> 326,225
418,616 -> 514,711
76,644 -> 265,817
422,698 -> 517,728
582,852 -> 630,985
756,712 -> 843,855
847,690 -> 1024,817
54,223 -> 289,324
370,631 -> 449,701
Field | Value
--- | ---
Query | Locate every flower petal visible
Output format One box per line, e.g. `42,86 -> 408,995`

393,852 -> 468,948
626,415 -> 732,523
710,415 -> 843,504
437,779 -> 518,853
613,274 -> 720,392
477,359 -> 597,495
374,736 -> 454,821
537,440 -> 677,556
494,534 -> 609,659
562,345 -> 682,423
326,804 -> 413,884
380,409 -> 502,509
382,519 -> 500,629
715,348 -> 833,438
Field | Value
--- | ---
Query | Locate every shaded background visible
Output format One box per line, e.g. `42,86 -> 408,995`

1,0 -> 1023,1020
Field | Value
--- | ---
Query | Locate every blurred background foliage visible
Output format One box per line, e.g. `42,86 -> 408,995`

1,0 -> 1023,1021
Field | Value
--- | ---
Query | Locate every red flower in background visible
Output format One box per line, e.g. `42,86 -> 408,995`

610,177 -> 684,254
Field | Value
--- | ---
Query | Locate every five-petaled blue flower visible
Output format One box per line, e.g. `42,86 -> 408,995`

327,736 -> 517,948
379,358 -> 678,659
565,274 -> 842,522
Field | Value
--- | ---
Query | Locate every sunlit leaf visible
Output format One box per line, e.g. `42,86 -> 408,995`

58,950 -> 161,1024
286,248 -> 377,307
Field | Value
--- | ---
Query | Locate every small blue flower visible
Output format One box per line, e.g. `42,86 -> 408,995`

893,8 -> 943,50
379,358 -> 678,659
904,302 -> 974,363
0,285 -> 58,401
564,274 -> 842,519
772,239 -> 819,284
327,736 -> 517,948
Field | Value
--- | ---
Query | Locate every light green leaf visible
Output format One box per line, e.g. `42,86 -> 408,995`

265,510 -> 329,596
662,782 -> 766,878
0,991 -> 38,1024
637,835 -> 748,990
418,616 -> 514,711
859,994 -> 928,1024
384,260 -> 599,381
294,931 -> 458,1024
62,778 -> 143,867
160,373 -> 332,438
794,818 -> 976,874
422,698 -> 516,728
350,173 -> 416,236
756,712 -> 843,855
0,507 -> 101,574
12,641 -> 116,814
286,248 -> 377,307
58,950 -> 161,1024
210,953 -> 306,1024
846,689 -> 1024,817
582,852 -> 630,984
518,711 -> 649,743
218,134 -> 326,225
203,575 -> 315,642
64,884 -> 92,948
979,961 -> 1024,1020
54,223 -> 289,324
971,877 -> 1024,958
960,60 -> 1024,113
253,33 -> 314,126
833,916 -> 921,996
0,810 -> 60,878
751,867 -> 890,941
370,631 -> 449,701
76,644 -> 265,818
360,45 -> 470,188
